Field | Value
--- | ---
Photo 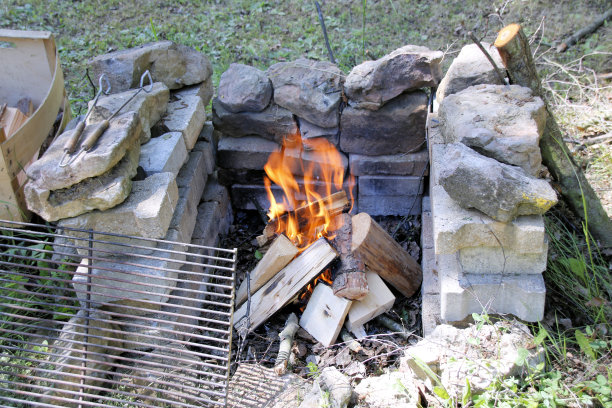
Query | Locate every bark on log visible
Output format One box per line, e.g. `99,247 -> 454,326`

233,238 -> 337,336
351,212 -> 422,298
274,313 -> 299,375
331,213 -> 368,300
495,24 -> 612,247
235,234 -> 299,307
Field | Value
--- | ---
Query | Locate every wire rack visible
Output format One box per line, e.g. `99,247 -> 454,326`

0,220 -> 237,407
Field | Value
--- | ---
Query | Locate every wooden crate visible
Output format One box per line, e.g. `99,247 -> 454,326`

0,29 -> 70,222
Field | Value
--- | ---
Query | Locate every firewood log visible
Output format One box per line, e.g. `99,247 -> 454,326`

331,213 -> 368,300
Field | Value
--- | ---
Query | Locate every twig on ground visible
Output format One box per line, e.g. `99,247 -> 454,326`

557,8 -> 612,52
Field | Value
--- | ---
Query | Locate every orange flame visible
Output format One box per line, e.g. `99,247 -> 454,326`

264,132 -> 351,249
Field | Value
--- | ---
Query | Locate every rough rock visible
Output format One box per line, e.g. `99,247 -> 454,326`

58,172 -> 179,239
436,42 -> 505,102
161,94 -> 206,149
87,82 -> 170,144
88,41 -> 212,93
217,63 -> 272,112
318,367 -> 352,408
340,91 -> 427,155
401,322 -> 545,396
353,371 -> 419,408
27,111 -> 142,192
438,143 -> 557,222
26,144 -> 140,222
139,132 -> 188,177
212,100 -> 298,143
298,117 -> 339,145
439,84 -> 547,175
345,45 -> 443,110
173,78 -> 214,107
268,58 -> 344,128
38,309 -> 124,406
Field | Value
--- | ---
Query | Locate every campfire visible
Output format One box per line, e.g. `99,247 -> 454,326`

233,131 -> 422,350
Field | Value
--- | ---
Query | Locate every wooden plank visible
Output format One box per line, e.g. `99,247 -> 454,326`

235,234 -> 299,307
299,283 -> 352,347
233,238 -> 337,336
0,107 -> 28,138
346,271 -> 395,331
351,212 -> 422,298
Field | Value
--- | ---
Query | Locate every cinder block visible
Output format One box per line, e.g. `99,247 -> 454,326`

139,132 -> 188,177
193,141 -> 215,174
359,175 -> 425,196
217,135 -> 280,170
458,245 -> 548,275
163,94 -> 206,150
349,149 -> 429,176
421,292 -> 443,338
431,184 -> 547,256
438,253 -> 546,322
357,195 -> 422,216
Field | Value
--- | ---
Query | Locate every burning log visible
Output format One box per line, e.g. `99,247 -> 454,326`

274,313 -> 299,375
233,238 -> 337,336
351,212 -> 422,298
258,190 -> 350,246
235,234 -> 299,307
331,213 -> 368,300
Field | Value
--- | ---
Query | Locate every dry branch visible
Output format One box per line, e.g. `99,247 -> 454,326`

495,23 -> 612,247
274,313 -> 299,375
556,8 -> 612,52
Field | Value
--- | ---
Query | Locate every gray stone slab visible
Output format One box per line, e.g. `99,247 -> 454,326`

176,150 -> 208,192
172,78 -> 214,107
139,132 -> 188,177
357,194 -> 422,216
217,168 -> 266,186
88,82 -> 169,144
359,175 -> 425,196
198,121 -> 214,143
230,184 -> 283,211
349,149 -> 429,176
162,94 -> 206,150
59,172 -> 179,239
340,91 -> 427,155
28,112 -> 142,192
168,184 -> 203,246
26,144 -> 140,222
217,135 -> 280,170
193,201 -> 221,243
298,117 -> 339,145
438,253 -> 546,322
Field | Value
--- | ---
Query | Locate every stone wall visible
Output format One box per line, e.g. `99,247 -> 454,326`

213,46 -> 443,216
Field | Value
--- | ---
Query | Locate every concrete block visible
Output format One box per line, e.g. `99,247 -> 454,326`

431,184 -> 547,256
176,150 -> 208,193
459,245 -> 548,275
59,172 -> 179,240
349,149 -> 429,176
163,94 -> 206,150
193,201 -> 221,243
438,253 -> 546,322
422,292 -> 443,338
359,175 -> 425,196
193,141 -> 215,174
357,195 -> 422,216
139,132 -> 188,177
217,135 -> 279,170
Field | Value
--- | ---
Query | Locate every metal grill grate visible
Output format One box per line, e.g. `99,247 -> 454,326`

0,220 -> 236,407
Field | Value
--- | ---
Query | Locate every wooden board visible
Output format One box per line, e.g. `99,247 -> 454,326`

299,283 -> 352,347
233,238 -> 337,336
235,234 -> 299,307
346,271 -> 395,331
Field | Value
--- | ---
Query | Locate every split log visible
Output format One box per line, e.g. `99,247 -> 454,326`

556,8 -> 612,52
299,283 -> 352,347
259,190 -> 349,245
0,106 -> 29,140
345,271 -> 395,331
235,234 -> 299,307
351,212 -> 422,298
233,238 -> 337,336
495,24 -> 612,247
331,213 -> 368,300
274,313 -> 299,375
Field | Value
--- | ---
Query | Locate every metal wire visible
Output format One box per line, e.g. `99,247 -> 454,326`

0,220 -> 236,407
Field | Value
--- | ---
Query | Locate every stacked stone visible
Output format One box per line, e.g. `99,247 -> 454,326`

421,43 -> 557,335
24,42 -> 234,398
213,46 -> 442,215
